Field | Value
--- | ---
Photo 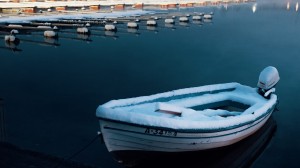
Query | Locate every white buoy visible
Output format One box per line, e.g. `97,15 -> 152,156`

10,29 -> 19,34
186,14 -> 190,17
165,18 -> 175,24
44,30 -> 57,38
135,19 -> 140,22
179,16 -> 189,22
4,35 -> 16,42
47,8 -> 52,12
203,14 -> 213,19
210,12 -> 214,15
127,22 -> 138,28
296,2 -> 299,11
199,13 -> 204,16
105,24 -> 117,31
53,26 -> 58,30
192,15 -> 202,20
77,27 -> 89,34
287,2 -> 290,10
146,20 -> 157,26
172,16 -> 176,19
113,21 -> 118,24
85,23 -> 91,27
81,7 -> 86,10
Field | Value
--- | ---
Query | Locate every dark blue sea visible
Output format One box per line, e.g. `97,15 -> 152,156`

1,0 -> 300,167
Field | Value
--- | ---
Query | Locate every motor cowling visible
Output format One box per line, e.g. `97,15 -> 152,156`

257,66 -> 280,98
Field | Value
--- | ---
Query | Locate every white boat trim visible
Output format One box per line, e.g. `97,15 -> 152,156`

98,109 -> 273,152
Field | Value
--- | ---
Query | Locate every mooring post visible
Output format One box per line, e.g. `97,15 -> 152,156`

0,98 -> 6,142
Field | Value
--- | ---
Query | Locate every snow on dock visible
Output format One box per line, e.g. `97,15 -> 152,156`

0,0 -> 250,9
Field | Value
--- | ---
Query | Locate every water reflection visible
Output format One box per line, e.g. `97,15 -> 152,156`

224,4 -> 228,10
104,30 -> 116,37
146,26 -> 157,32
165,23 -> 175,29
127,28 -> 139,34
43,37 -> 58,44
192,20 -> 202,25
296,2 -> 299,11
77,34 -> 90,40
252,3 -> 257,13
179,22 -> 189,27
1,39 -> 21,52
203,19 -> 213,23
0,98 -> 6,142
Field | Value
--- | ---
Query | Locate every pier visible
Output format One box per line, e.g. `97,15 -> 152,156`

0,10 -> 216,51
0,0 -> 255,14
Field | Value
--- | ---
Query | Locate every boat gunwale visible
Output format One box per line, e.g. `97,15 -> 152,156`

110,87 -> 237,109
97,103 -> 276,133
101,112 -> 272,140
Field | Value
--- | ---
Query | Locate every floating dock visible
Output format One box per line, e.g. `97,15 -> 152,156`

0,0 -> 255,14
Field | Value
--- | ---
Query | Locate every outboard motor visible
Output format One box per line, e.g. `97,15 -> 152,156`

257,66 -> 280,98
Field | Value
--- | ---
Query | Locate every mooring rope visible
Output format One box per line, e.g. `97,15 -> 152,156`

54,133 -> 101,168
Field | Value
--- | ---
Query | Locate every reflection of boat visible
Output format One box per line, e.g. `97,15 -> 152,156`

96,66 -> 280,166
19,38 -> 60,47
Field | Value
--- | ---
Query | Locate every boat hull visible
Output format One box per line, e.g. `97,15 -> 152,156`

110,116 -> 277,167
98,108 -> 273,153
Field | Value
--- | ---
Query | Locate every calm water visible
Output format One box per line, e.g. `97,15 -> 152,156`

1,0 -> 300,167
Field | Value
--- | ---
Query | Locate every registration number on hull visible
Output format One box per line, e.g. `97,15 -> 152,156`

144,128 -> 177,136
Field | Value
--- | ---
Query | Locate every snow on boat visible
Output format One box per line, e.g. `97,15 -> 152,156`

96,66 -> 279,158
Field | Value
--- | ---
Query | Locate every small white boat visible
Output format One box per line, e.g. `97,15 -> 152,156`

96,66 -> 279,162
